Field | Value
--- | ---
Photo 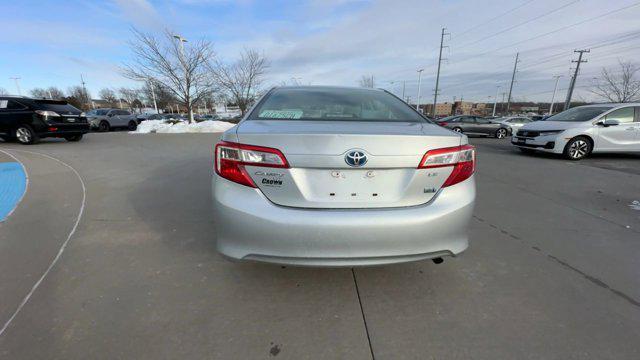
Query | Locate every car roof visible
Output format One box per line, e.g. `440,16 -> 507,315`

0,97 -> 72,106
272,85 -> 385,93
578,103 -> 640,108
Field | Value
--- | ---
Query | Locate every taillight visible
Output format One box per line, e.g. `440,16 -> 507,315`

214,141 -> 289,188
437,122 -> 448,126
418,145 -> 475,187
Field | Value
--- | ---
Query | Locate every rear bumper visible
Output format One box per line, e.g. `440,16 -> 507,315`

39,123 -> 90,137
212,175 -> 475,267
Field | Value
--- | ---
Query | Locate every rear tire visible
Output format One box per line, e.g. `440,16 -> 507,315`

65,134 -> 83,142
15,125 -> 39,145
127,121 -> 137,131
495,128 -> 508,139
98,121 -> 110,132
563,136 -> 592,160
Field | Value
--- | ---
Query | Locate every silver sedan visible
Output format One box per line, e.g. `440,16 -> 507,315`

212,86 -> 476,267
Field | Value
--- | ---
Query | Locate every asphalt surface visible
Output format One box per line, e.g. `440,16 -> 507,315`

0,133 -> 639,359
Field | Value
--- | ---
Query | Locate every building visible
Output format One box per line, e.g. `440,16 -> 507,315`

471,103 -> 488,116
423,102 -> 453,117
452,101 -> 474,115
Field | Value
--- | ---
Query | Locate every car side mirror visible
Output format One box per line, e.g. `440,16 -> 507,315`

108,113 -> 114,117
597,119 -> 620,127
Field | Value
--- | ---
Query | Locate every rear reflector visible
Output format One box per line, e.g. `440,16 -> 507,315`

418,145 -> 475,187
214,141 -> 289,188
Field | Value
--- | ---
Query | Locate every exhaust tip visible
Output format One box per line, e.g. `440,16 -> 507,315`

432,257 -> 444,264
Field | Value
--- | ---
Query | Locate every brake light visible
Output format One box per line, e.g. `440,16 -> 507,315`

418,145 -> 475,187
35,110 -> 60,117
214,141 -> 289,188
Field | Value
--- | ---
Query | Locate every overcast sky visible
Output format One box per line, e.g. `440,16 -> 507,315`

1,0 -> 639,103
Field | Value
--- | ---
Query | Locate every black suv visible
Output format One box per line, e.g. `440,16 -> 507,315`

0,96 -> 90,144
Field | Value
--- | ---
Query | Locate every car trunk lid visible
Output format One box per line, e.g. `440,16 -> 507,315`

235,120 -> 462,209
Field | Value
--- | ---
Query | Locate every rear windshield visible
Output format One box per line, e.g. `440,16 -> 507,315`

34,100 -> 81,114
544,106 -> 612,122
250,88 -> 427,122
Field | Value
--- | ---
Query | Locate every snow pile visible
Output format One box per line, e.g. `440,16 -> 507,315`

131,120 -> 236,134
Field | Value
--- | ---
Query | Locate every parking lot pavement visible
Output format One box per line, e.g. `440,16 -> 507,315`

0,133 -> 639,359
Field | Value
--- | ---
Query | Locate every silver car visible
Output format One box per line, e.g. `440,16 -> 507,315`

512,104 -> 640,160
494,116 -> 533,135
212,86 -> 476,266
87,108 -> 138,132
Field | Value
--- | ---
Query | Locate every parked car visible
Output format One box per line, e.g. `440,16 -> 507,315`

0,96 -> 89,144
87,108 -> 138,132
512,103 -> 640,160
494,116 -> 533,136
144,113 -> 169,121
196,114 -> 220,121
212,86 -> 475,266
438,115 -> 508,138
136,112 -> 159,122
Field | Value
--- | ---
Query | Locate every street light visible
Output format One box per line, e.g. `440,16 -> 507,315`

173,34 -> 188,59
416,69 -> 424,112
492,85 -> 501,117
146,79 -> 158,114
9,77 -> 21,96
549,75 -> 563,115
173,34 -> 188,44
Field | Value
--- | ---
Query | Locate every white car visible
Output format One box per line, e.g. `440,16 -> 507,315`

512,104 -> 640,160
494,116 -> 533,133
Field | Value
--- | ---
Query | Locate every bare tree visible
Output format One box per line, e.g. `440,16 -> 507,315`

46,87 -> 64,99
210,49 -> 269,115
591,60 -> 640,103
118,87 -> 144,110
66,86 -> 91,110
99,88 -> 118,102
30,87 -> 64,99
122,28 -> 214,122
30,88 -> 49,98
0,87 -> 7,95
359,75 -> 375,88
141,81 -> 176,110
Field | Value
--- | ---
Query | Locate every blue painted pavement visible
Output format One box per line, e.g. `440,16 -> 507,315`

0,162 -> 27,222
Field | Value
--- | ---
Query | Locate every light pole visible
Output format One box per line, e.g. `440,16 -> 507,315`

492,85 -> 501,117
173,34 -> 190,120
80,74 -> 94,109
9,77 -> 21,95
147,80 -> 158,114
173,34 -> 188,58
416,69 -> 424,112
549,75 -> 562,115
